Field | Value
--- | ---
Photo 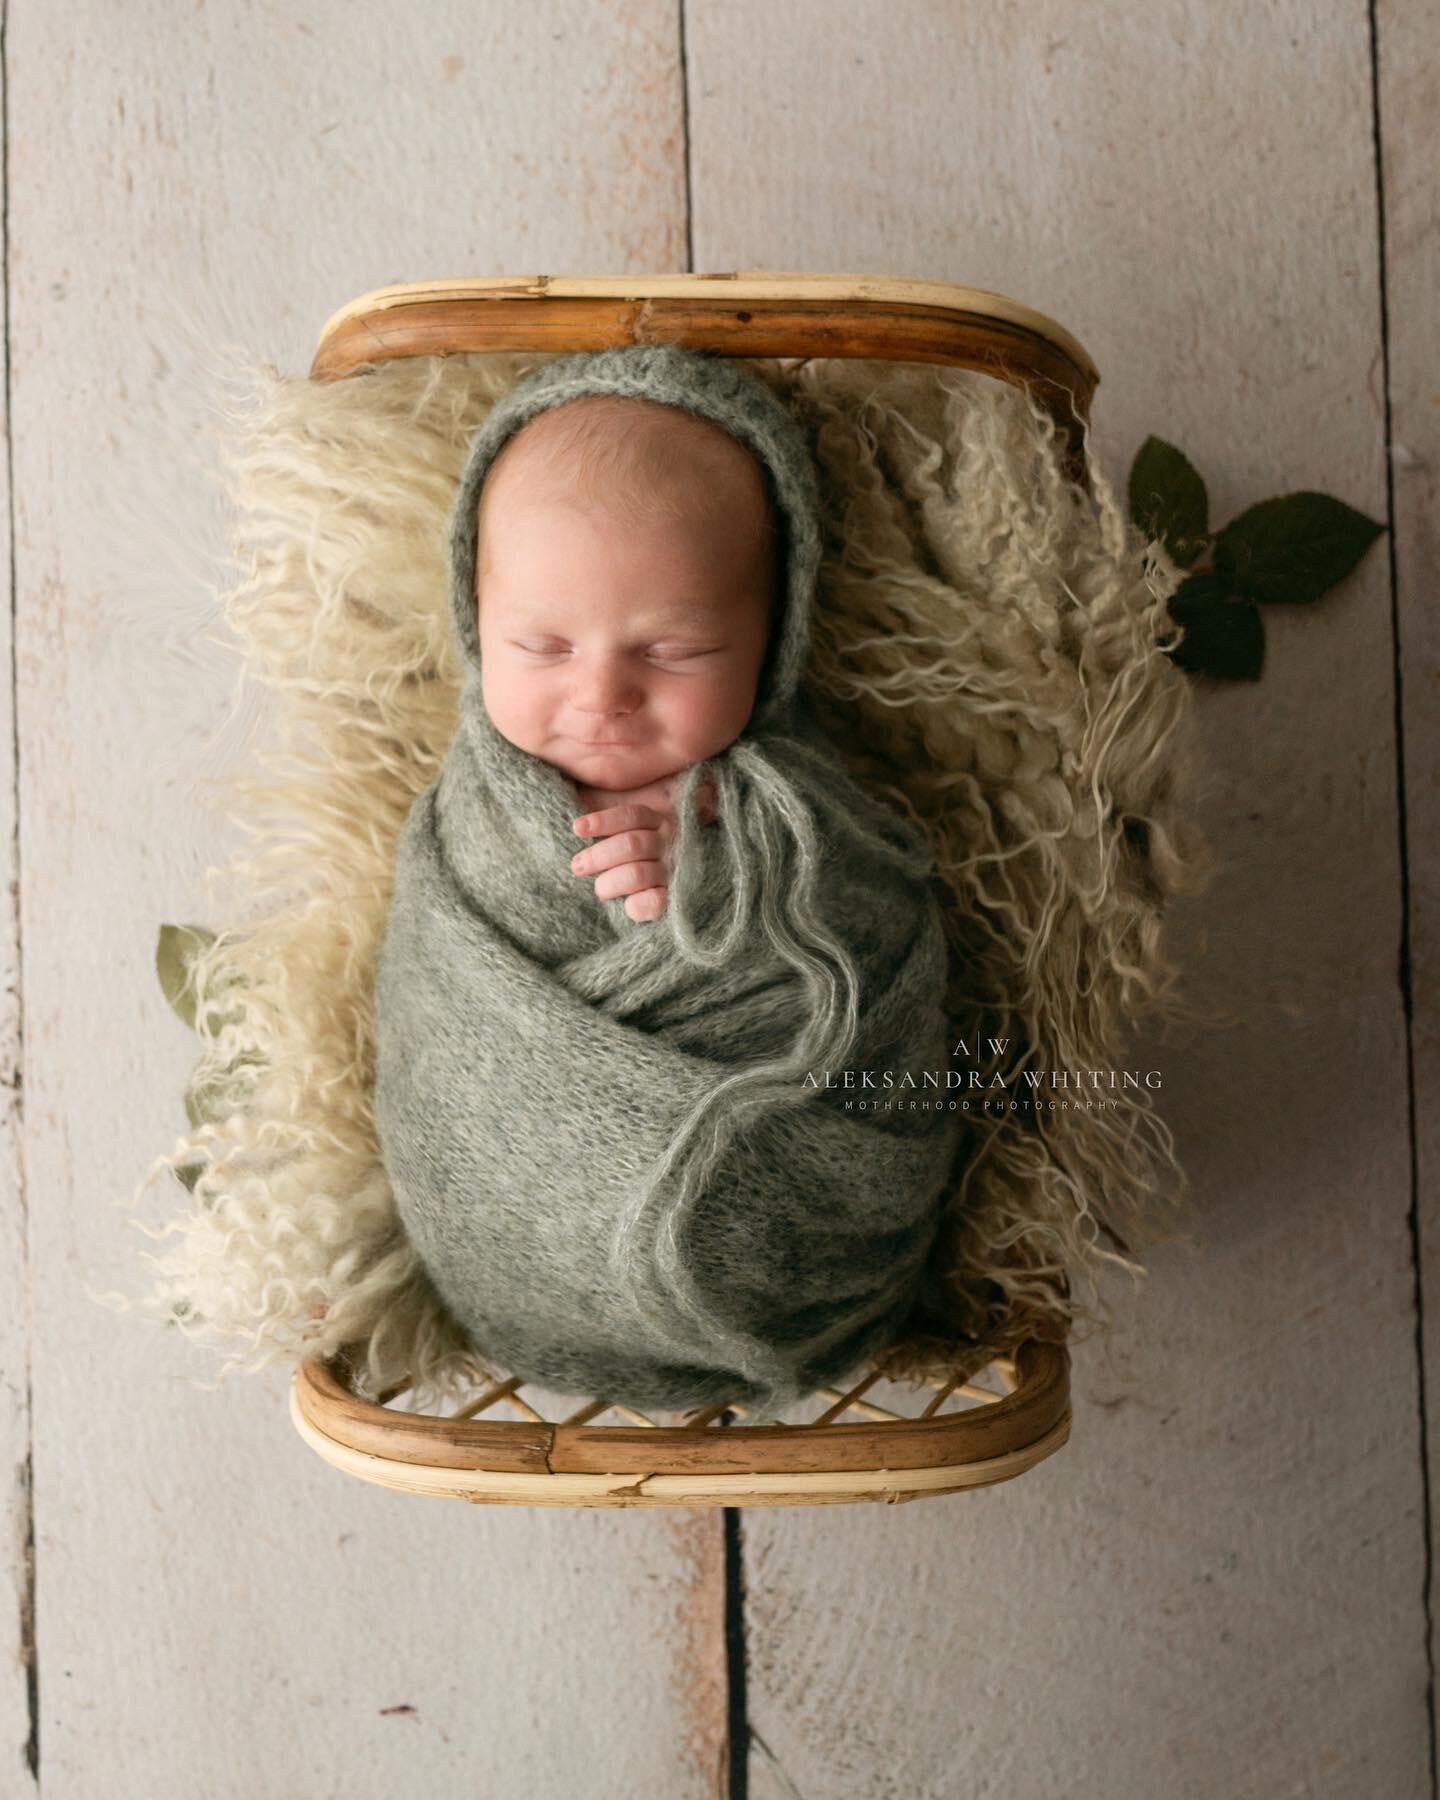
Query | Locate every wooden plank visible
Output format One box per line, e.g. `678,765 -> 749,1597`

10,5 -> 734,1795
1379,0 -> 1440,1771
684,4 -> 1427,1795
0,24 -> 36,1790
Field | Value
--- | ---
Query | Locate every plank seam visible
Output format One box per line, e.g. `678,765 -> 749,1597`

678,0 -> 694,275
1367,1 -> 1437,1794
722,1471 -> 748,1800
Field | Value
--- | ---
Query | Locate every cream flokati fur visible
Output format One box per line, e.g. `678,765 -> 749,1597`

123,348 -> 1212,1411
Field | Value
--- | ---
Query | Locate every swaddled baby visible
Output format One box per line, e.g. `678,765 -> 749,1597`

372,345 -> 967,1422
476,380 -> 769,919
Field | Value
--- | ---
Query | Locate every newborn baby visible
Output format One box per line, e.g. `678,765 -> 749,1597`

372,344 -> 967,1421
473,390 -> 769,920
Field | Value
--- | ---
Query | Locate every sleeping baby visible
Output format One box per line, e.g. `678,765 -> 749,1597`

472,386 -> 762,921
371,343 -> 968,1422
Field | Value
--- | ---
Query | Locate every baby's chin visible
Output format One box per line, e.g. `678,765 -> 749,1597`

491,714 -> 745,789
547,741 -> 684,789
545,728 -> 746,791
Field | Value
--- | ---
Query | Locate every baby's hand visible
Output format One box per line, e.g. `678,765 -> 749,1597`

570,772 -> 717,923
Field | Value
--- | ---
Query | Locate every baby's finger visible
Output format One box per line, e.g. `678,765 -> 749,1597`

624,886 -> 668,923
572,803 -> 663,838
571,828 -> 663,877
593,859 -> 667,902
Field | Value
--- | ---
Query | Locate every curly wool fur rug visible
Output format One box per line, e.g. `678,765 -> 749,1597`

125,346 -> 1212,1412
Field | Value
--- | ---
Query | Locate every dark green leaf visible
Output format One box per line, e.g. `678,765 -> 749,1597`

155,924 -> 215,1031
1165,573 -> 1265,680
1129,437 -> 1210,568
1214,491 -> 1385,604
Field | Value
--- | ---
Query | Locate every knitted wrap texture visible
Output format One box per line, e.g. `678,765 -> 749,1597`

370,345 -> 965,1421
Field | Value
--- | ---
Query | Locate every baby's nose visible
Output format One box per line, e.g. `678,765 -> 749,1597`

572,667 -> 643,713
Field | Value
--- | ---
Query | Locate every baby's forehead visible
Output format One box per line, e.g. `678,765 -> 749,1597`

484,393 -> 769,512
510,391 -> 738,455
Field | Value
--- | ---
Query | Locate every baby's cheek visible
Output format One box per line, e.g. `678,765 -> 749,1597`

667,674 -> 756,763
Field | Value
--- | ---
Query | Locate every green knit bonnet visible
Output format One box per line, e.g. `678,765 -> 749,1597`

446,343 -> 823,735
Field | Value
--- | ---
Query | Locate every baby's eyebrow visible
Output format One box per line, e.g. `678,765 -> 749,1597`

631,615 -> 725,633
502,606 -> 726,632
511,628 -> 729,646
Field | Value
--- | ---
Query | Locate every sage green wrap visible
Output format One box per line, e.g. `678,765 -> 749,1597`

371,344 -> 966,1421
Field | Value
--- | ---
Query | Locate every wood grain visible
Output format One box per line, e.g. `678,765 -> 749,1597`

10,5 -> 726,1796
5,2 -> 1430,1795
0,26 -> 34,1786
682,4 -> 1428,1796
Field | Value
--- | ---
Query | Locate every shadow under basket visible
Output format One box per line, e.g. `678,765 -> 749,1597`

279,270 -> 1099,1509
290,1338 -> 1071,1509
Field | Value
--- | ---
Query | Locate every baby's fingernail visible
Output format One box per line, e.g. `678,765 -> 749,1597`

573,816 -> 590,833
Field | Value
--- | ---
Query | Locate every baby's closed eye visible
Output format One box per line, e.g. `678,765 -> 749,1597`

646,644 -> 720,663
505,638 -> 722,665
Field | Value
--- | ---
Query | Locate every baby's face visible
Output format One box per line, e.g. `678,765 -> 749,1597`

477,488 -> 774,793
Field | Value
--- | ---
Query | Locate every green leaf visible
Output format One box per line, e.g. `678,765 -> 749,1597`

155,924 -> 215,1031
1164,573 -> 1265,680
156,921 -> 251,1040
1129,437 -> 1210,568
1214,492 -> 1385,604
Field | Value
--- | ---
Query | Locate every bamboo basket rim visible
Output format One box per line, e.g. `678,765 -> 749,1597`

316,270 -> 1098,382
309,271 -> 1099,484
289,1338 -> 1071,1509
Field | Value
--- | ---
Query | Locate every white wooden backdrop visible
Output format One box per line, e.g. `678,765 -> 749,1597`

3,3 -> 1433,1795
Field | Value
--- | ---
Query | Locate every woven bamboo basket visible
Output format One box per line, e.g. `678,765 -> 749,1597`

290,271 -> 1095,1508
292,1339 -> 1071,1509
